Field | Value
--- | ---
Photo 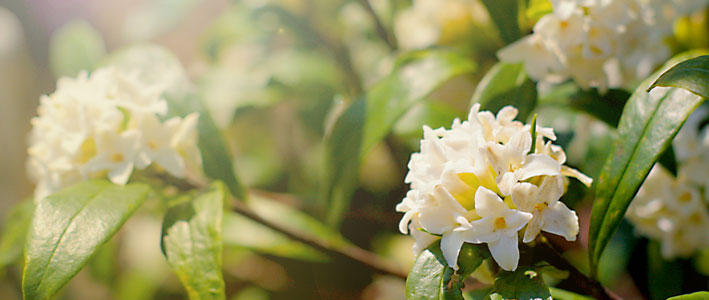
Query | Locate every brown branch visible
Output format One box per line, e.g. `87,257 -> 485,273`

230,199 -> 407,279
356,0 -> 398,51
155,173 -> 407,279
536,236 -> 620,300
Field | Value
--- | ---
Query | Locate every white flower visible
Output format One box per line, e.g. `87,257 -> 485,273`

27,67 -> 202,200
82,129 -> 141,185
627,107 -> 709,258
499,0 -> 708,91
467,187 -> 532,271
393,0 -> 490,50
397,104 -> 591,270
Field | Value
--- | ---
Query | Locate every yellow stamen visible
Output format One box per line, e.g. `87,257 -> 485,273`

534,202 -> 548,211
494,217 -> 507,230
112,153 -> 124,163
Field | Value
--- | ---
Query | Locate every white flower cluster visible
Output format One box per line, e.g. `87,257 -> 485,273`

394,0 -> 490,50
28,67 -> 202,200
627,107 -> 709,258
498,0 -> 708,92
396,104 -> 592,271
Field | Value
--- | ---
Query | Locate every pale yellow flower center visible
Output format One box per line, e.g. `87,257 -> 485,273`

494,217 -> 507,230
112,153 -> 124,163
452,166 -> 500,210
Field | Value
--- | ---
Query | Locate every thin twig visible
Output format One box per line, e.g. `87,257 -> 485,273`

157,173 -> 408,279
356,0 -> 398,51
230,199 -> 408,279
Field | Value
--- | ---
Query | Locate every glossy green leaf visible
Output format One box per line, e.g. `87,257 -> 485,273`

667,292 -> 709,300
49,20 -> 106,78
406,242 -> 486,300
471,62 -> 537,121
567,88 -> 629,127
649,55 -> 709,98
493,267 -> 551,300
322,49 -> 476,225
0,199 -> 34,270
22,180 -> 149,300
566,87 -> 678,176
481,0 -> 521,44
588,53 -> 707,276
161,182 -> 226,300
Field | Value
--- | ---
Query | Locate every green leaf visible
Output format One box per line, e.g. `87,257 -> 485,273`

567,88 -> 630,127
493,267 -> 551,300
161,182 -> 226,300
668,292 -> 709,300
471,62 -> 537,121
649,55 -> 709,98
647,240 -> 682,300
22,180 -> 149,300
588,53 -> 707,276
549,287 -> 594,300
406,242 -> 486,300
167,90 -> 248,200
322,49 -> 476,225
104,44 -> 248,200
0,199 -> 34,270
565,87 -> 678,176
481,0 -> 521,44
49,20 -> 106,78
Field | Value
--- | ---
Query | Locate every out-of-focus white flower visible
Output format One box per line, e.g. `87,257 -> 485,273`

27,67 -> 202,200
396,104 -> 591,271
394,0 -> 489,50
499,0 -> 708,92
628,107 -> 709,258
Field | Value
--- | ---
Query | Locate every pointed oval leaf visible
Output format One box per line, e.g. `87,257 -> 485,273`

588,53 -> 708,275
493,267 -> 551,300
471,62 -> 537,121
649,55 -> 709,98
668,292 -> 709,300
480,0 -> 521,44
406,242 -> 486,300
22,180 -> 149,300
322,49 -> 476,225
162,182 -> 226,300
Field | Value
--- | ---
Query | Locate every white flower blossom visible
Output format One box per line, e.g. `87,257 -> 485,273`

393,0 -> 490,50
627,107 -> 709,258
27,67 -> 202,200
397,104 -> 591,271
498,0 -> 709,92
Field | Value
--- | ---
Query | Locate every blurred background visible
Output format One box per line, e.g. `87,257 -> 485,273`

1,0 -> 709,299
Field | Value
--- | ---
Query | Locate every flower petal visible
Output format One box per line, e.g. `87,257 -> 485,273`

441,231 -> 466,269
541,201 -> 579,241
561,166 -> 593,187
516,154 -> 561,180
504,209 -> 533,231
488,235 -> 520,271
523,213 -> 544,243
474,187 -> 507,217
